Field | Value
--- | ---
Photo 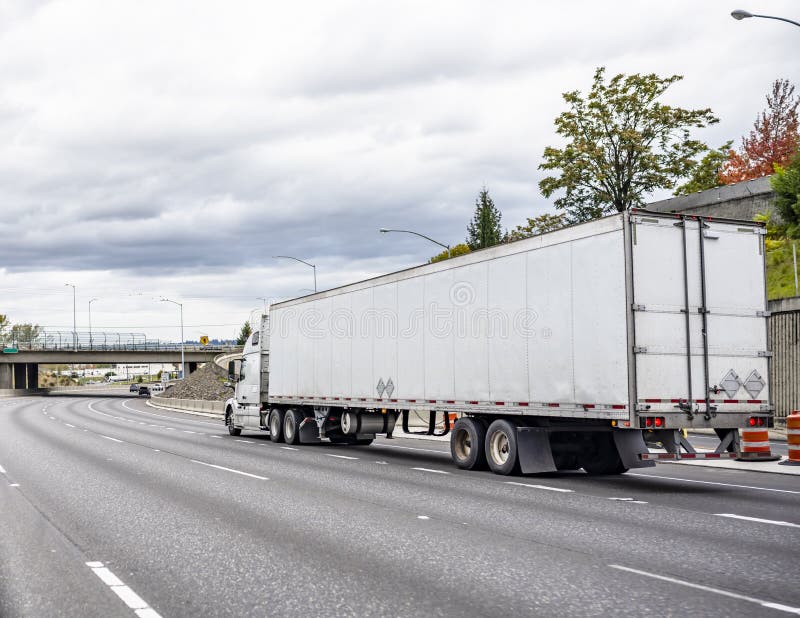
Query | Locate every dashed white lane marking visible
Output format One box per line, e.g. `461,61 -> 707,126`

373,443 -> 448,455
234,439 -> 254,444
0,464 -> 6,475
9,483 -> 19,488
505,482 -> 574,493
182,430 -> 197,434
417,515 -> 430,520
281,446 -> 298,451
609,564 -> 800,615
65,423 -> 76,428
325,454 -> 359,460
101,435 -> 124,443
209,435 -> 221,439
190,459 -> 269,480
629,473 -> 800,495
505,481 -> 575,494
86,561 -> 162,617
411,467 -> 450,474
715,514 -> 800,529
608,497 -> 648,504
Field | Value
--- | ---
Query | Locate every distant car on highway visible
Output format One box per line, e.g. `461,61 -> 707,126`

129,384 -> 139,392
151,383 -> 164,393
138,386 -> 151,397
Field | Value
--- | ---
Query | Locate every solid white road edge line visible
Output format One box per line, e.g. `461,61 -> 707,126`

629,473 -> 800,495
609,564 -> 800,615
411,467 -> 450,474
86,561 -> 162,617
101,435 -> 124,443
715,513 -> 800,529
190,459 -> 268,480
505,481 -> 574,493
325,454 -> 359,460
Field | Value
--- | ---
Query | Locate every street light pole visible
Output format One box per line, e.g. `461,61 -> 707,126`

160,298 -> 185,379
88,298 -> 99,349
65,283 -> 76,351
731,9 -> 800,28
379,228 -> 451,258
274,256 -> 317,292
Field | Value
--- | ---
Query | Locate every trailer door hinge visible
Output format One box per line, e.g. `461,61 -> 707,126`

756,310 -> 771,317
633,346 -> 648,354
757,350 -> 773,358
631,303 -> 646,311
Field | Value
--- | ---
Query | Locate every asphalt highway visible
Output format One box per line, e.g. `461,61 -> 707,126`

1,394 -> 798,617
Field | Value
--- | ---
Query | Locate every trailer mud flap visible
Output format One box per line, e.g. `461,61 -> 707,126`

613,431 -> 655,469
298,417 -> 322,443
516,427 -> 557,474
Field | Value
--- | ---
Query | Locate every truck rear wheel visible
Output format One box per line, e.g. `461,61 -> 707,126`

485,419 -> 520,475
226,408 -> 241,436
269,408 -> 285,443
451,418 -> 487,470
283,409 -> 303,445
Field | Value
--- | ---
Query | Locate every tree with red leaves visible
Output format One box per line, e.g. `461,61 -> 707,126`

720,79 -> 800,184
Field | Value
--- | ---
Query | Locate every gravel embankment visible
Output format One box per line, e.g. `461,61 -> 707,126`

161,362 -> 232,402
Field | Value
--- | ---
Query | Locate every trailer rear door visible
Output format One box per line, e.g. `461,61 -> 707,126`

630,212 -> 769,418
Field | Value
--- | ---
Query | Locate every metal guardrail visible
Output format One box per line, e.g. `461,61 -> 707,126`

1,330 -> 241,354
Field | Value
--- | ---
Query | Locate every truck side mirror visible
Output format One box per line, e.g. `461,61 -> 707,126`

228,360 -> 237,382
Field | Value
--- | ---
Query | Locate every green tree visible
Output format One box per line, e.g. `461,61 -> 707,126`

539,67 -> 718,222
466,187 -> 503,250
9,323 -> 42,344
236,321 -> 253,345
674,142 -> 732,195
507,213 -> 568,242
771,150 -> 800,238
0,314 -> 8,344
429,243 -> 472,263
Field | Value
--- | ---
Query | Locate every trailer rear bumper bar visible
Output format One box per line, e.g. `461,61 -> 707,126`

639,452 -> 738,461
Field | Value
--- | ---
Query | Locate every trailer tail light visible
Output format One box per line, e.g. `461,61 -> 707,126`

654,417 -> 664,428
748,416 -> 766,427
641,416 -> 665,429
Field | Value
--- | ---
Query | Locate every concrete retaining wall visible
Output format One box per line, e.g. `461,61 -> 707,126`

152,396 -> 225,415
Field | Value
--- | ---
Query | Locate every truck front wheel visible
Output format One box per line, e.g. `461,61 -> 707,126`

226,408 -> 241,436
451,418 -> 487,470
269,408 -> 285,443
485,419 -> 520,475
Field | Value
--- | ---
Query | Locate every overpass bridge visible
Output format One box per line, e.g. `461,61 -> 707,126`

0,330 -> 241,389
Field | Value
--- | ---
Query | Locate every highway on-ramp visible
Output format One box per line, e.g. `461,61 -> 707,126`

1,394 -> 798,617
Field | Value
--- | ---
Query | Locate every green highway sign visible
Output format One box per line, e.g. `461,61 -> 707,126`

2,347 -> 18,354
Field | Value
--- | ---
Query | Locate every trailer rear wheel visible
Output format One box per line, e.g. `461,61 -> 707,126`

485,419 -> 520,475
283,409 -> 302,445
450,418 -> 487,470
269,408 -> 285,443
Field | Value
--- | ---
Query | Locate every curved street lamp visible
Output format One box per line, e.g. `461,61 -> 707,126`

88,298 -> 99,348
379,228 -> 451,259
731,9 -> 800,28
160,297 -> 185,379
274,256 -> 317,292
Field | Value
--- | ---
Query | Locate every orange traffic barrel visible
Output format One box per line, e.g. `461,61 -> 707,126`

738,427 -> 780,461
783,410 -> 800,465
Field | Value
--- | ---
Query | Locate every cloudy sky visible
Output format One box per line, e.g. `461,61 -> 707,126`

0,0 -> 797,341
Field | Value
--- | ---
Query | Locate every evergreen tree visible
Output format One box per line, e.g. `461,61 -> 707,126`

771,150 -> 800,238
236,321 -> 253,345
466,187 -> 503,250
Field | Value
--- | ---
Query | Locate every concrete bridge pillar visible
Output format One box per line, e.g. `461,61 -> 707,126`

26,364 -> 39,388
0,364 -> 11,389
13,364 -> 26,389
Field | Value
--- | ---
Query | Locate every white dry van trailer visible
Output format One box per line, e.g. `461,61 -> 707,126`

225,210 -> 773,475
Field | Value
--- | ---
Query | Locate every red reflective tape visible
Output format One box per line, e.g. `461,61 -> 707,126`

390,399 -> 398,402
495,402 -> 505,406
518,402 -> 529,407
584,404 -> 595,409
428,400 -> 436,404
612,405 -> 625,410
681,453 -> 696,459
408,399 -> 417,403
747,400 -> 763,404
723,400 -> 738,404
705,453 -> 721,459
548,403 -> 559,408
670,399 -> 681,403
644,399 -> 661,403
468,401 -> 479,405
359,398 -> 367,401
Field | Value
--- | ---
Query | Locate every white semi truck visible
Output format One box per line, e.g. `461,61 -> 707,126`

225,209 -> 773,475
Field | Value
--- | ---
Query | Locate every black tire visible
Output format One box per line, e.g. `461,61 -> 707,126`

283,408 -> 303,445
484,419 -> 520,475
226,407 -> 241,436
269,408 -> 285,443
583,435 -> 629,475
450,417 -> 488,470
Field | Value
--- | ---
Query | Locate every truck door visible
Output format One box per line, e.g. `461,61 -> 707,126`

630,213 -> 769,420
